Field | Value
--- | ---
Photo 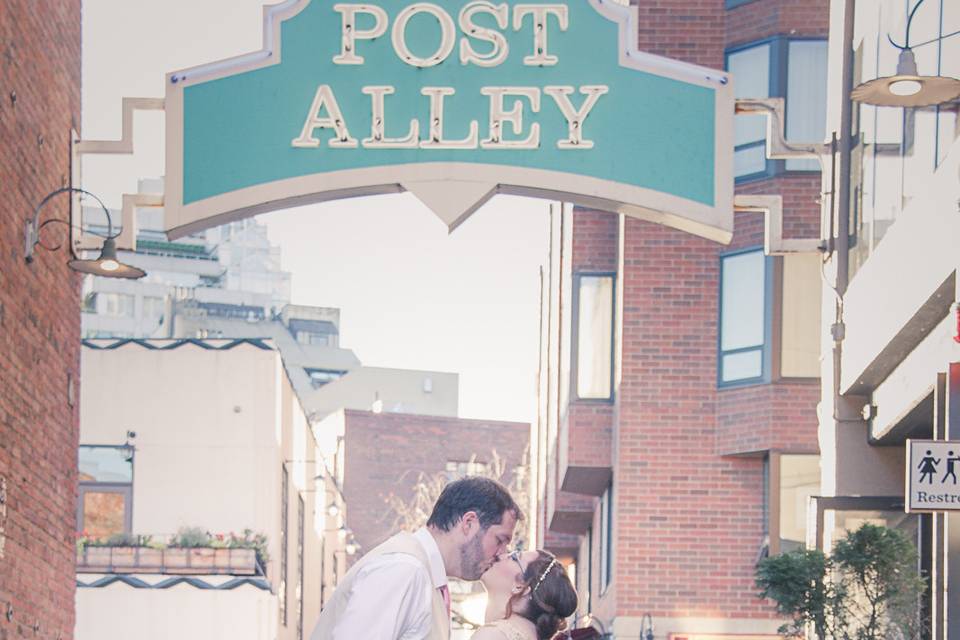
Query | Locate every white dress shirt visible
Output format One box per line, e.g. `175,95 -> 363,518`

331,528 -> 448,640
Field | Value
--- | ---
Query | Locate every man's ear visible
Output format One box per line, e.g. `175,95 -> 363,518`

460,510 -> 479,536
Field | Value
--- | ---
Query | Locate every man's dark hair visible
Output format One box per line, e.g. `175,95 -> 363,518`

426,476 -> 522,532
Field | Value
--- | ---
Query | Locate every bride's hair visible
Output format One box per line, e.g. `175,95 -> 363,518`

506,551 -> 578,640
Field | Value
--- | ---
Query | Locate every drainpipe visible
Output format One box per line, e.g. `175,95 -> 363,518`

832,0 -> 856,418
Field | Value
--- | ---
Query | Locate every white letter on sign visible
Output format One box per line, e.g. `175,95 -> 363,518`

459,2 -> 509,67
392,3 -> 456,68
332,4 -> 388,65
544,85 -> 609,149
513,4 -> 568,66
481,87 -> 541,149
362,86 -> 420,149
420,88 -> 479,149
292,85 -> 358,148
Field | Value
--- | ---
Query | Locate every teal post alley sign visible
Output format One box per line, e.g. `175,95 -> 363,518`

164,0 -> 734,241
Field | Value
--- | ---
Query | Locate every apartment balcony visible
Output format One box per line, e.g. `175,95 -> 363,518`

548,490 -> 595,539
558,403 -> 613,496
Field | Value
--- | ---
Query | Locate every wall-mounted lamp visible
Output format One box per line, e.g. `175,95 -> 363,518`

25,187 -> 146,279
345,533 -> 359,556
326,502 -> 340,518
851,0 -> 960,107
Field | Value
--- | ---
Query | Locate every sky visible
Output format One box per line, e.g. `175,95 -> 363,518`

81,0 -> 550,424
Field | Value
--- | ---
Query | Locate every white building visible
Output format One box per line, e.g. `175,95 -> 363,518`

81,183 -> 291,340
816,0 -> 959,637
76,339 -> 341,640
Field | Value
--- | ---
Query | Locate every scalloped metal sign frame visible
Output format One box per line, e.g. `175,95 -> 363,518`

164,0 -> 734,241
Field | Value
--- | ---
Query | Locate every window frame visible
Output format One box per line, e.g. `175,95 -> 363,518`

717,247 -> 774,388
725,36 -> 828,183
76,444 -> 134,536
296,494 -> 305,640
599,485 -> 613,593
571,271 -> 617,403
764,451 -> 821,556
280,465 -> 289,627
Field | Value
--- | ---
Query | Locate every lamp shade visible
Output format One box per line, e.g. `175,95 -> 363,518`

68,237 -> 146,279
852,48 -> 960,107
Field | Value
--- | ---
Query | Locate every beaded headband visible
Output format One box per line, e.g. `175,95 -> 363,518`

532,557 -> 559,593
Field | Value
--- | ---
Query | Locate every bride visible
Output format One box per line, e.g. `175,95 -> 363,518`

471,550 -> 579,640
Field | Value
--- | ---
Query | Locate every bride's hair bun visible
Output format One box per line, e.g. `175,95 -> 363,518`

535,612 -> 567,639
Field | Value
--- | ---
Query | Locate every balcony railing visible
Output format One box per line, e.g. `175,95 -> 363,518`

76,546 -> 265,576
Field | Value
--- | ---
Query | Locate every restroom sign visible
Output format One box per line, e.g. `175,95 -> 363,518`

163,0 -> 734,241
906,440 -> 960,512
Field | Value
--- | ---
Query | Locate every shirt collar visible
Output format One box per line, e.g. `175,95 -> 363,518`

413,527 -> 448,589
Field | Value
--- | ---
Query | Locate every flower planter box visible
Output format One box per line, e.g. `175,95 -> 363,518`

77,545 -> 263,575
162,548 -> 190,571
188,547 -> 216,570
110,547 -> 137,571
136,548 -> 164,570
80,547 -> 113,570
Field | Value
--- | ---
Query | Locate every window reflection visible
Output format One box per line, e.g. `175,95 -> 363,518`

575,274 -> 614,400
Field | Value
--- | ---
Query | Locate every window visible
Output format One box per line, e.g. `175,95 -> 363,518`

719,249 -> 771,385
305,368 -> 346,389
573,273 -> 615,400
726,38 -> 828,181
297,331 -> 330,346
77,445 -> 133,537
779,254 -> 822,378
764,453 -> 821,555
599,486 -> 613,591
280,467 -> 289,626
785,40 -> 828,171
728,43 -> 771,179
718,249 -> 821,386
97,293 -> 135,318
141,296 -> 165,320
445,460 -> 489,481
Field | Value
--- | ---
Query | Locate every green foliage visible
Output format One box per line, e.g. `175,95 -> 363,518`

756,523 -> 926,640
169,526 -> 210,548
756,548 -> 831,638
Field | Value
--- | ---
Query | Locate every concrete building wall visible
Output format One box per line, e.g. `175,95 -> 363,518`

76,582 -> 276,640
311,366 -> 459,420
78,341 -> 331,640
0,2 -> 82,639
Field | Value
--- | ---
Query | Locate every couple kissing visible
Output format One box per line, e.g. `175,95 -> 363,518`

310,476 -> 578,640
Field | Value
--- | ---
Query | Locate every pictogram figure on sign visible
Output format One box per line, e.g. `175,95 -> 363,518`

918,451 -> 940,484
942,451 -> 960,485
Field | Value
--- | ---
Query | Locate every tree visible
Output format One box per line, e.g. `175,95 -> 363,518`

756,523 -> 926,640
383,447 -> 531,550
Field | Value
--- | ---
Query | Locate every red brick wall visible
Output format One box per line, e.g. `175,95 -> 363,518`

342,411 -> 529,554
726,0 -> 831,46
538,0 -> 830,626
0,2 -> 82,639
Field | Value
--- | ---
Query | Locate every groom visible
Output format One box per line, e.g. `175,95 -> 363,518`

310,476 -> 522,640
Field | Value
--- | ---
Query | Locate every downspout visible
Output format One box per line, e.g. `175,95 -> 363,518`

832,0 -> 856,418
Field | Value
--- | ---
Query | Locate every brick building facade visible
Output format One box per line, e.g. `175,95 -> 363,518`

535,0 -> 829,636
0,2 -> 83,639
341,409 -> 529,555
